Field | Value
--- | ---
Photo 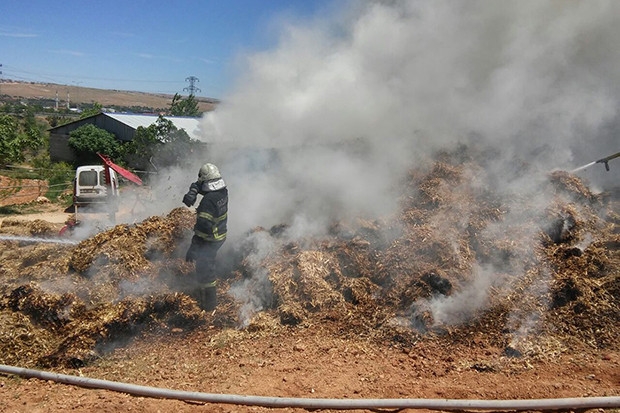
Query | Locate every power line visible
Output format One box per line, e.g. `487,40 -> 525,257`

0,65 -> 217,97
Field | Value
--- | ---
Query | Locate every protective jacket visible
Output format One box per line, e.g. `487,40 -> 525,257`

190,178 -> 228,242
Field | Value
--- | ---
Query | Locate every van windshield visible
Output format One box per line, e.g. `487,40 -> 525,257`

78,170 -> 99,186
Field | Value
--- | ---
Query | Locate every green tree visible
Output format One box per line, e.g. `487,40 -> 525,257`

21,107 -> 46,151
31,155 -> 75,202
122,115 -> 199,170
68,124 -> 122,165
169,93 -> 200,117
46,114 -> 72,128
0,114 -> 22,166
121,123 -> 159,169
79,102 -> 103,119
0,109 -> 48,166
154,124 -> 196,167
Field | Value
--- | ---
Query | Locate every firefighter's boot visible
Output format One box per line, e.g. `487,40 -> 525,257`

192,282 -> 217,311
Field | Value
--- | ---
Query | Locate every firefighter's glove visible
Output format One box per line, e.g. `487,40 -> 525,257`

182,182 -> 199,207
183,192 -> 196,207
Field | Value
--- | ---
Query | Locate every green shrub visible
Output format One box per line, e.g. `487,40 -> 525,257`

45,162 -> 75,203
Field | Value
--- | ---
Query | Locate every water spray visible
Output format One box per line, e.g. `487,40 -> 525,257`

0,234 -> 78,245
571,151 -> 620,173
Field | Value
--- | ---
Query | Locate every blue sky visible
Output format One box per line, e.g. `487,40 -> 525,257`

0,0 -> 336,99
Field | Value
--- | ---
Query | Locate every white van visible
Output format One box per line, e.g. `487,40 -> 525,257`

74,165 -> 119,205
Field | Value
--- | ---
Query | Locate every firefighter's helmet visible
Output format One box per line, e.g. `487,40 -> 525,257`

198,163 -> 221,182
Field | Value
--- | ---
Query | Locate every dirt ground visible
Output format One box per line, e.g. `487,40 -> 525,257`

0,157 -> 618,413
0,324 -> 618,413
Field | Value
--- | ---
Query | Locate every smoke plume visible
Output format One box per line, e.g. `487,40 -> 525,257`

129,1 -> 620,326
201,0 -> 619,239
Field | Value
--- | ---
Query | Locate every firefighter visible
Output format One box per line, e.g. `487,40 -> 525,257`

182,163 -> 228,311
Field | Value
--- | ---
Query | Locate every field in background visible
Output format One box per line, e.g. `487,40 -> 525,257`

0,80 -> 217,113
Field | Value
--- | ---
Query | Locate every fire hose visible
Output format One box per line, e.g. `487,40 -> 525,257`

1,364 -> 619,410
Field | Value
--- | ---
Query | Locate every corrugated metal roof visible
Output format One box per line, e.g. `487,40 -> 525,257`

105,113 -> 202,140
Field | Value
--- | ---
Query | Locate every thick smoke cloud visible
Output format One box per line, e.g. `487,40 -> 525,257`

200,0 -> 619,243
125,1 -> 619,327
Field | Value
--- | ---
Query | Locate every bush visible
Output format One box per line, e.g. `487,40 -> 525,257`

31,156 -> 75,203
46,162 -> 75,203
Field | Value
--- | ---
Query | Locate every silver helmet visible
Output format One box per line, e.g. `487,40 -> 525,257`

198,163 -> 221,182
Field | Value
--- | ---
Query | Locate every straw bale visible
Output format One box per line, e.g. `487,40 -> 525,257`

69,224 -> 150,278
69,208 -> 194,278
547,170 -> 602,204
245,311 -> 282,333
40,293 -> 204,367
0,208 -> 210,367
7,283 -> 83,329
544,250 -> 619,348
19,243 -> 65,267
277,302 -> 306,326
0,241 -> 72,285
406,162 -> 466,208
324,237 -> 376,280
0,310 -> 61,368
0,218 -> 32,236
164,207 -> 196,236
292,250 -> 344,309
401,207 -> 429,225
28,219 -> 59,237
340,276 -> 378,306
0,218 -> 24,229
0,242 -> 26,279
266,249 -> 352,325
156,257 -> 195,279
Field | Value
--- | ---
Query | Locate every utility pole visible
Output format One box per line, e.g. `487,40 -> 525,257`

0,63 -> 3,96
183,76 -> 201,96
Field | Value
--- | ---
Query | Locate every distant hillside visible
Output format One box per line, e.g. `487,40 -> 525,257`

0,80 -> 218,113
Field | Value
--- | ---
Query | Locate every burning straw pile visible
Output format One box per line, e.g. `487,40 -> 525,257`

0,152 -> 618,368
0,208 -> 206,367
232,153 -> 619,357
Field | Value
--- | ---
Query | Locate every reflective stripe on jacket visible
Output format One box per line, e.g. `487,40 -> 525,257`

195,211 -> 227,241
194,187 -> 228,242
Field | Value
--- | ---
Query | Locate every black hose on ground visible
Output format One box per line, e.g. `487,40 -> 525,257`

1,364 -> 619,410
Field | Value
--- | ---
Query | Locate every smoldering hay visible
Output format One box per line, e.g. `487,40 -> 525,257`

0,152 -> 618,367
0,0 -> 618,367
200,0 -> 619,341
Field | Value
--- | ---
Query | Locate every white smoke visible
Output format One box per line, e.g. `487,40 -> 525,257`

201,0 -> 619,243
121,1 -> 620,325
506,267 -> 553,353
416,264 -> 507,326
